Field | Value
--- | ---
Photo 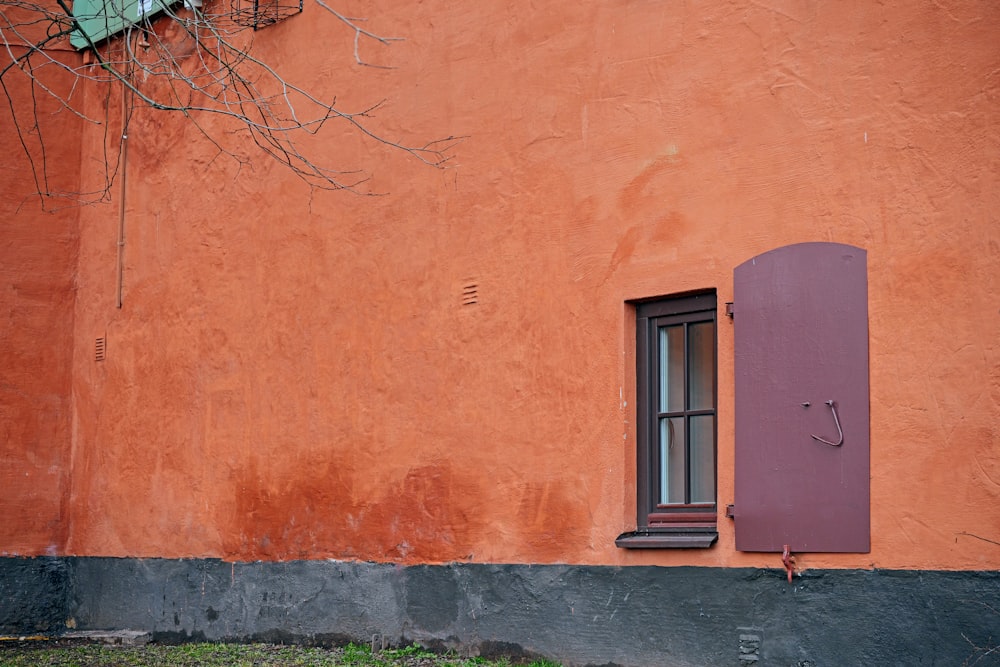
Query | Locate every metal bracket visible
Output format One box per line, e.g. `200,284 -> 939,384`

782,544 -> 796,583
810,400 -> 844,447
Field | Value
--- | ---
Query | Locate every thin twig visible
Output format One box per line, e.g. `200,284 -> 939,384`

957,532 -> 1000,548
0,0 -> 462,202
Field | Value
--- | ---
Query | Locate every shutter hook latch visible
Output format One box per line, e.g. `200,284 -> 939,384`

809,400 -> 844,447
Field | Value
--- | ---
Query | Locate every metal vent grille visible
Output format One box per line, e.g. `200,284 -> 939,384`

461,282 -> 478,306
95,337 -> 106,361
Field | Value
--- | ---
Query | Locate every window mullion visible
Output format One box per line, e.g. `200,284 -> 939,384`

657,409 -> 713,418
683,322 -> 691,505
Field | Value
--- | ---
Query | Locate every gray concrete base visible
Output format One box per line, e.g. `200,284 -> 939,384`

2,557 -> 998,665
0,557 -> 68,634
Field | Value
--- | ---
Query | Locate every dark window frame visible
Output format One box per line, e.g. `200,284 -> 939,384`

617,291 -> 719,549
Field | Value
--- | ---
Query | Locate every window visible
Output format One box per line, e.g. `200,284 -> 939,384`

616,292 -> 718,549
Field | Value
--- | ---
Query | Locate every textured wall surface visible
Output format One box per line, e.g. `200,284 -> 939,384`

5,557 -> 1000,666
2,4 -> 999,664
0,49 -> 80,556
0,557 -> 69,633
5,2 -> 1000,571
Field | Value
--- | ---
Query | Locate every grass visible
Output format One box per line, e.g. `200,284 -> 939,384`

0,641 -> 564,667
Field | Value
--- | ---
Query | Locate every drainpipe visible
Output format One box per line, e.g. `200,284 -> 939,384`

116,56 -> 130,309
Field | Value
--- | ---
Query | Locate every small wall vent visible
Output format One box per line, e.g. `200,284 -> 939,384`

461,282 -> 478,306
95,337 -> 107,362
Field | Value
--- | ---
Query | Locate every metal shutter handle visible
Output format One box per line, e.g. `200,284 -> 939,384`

810,400 -> 844,447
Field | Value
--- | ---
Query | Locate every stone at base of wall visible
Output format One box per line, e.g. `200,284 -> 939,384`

1,557 -> 998,666
61,630 -> 152,646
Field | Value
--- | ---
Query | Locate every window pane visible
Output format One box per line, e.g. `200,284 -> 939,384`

689,415 -> 715,503
659,417 -> 686,505
658,326 -> 684,413
688,321 -> 715,411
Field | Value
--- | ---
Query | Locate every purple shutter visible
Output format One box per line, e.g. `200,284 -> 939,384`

733,243 -> 870,553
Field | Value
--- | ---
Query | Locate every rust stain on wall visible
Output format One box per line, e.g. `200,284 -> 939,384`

226,459 -> 490,563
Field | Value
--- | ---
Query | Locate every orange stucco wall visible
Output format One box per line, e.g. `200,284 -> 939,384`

0,48 -> 81,555
5,1 -> 999,571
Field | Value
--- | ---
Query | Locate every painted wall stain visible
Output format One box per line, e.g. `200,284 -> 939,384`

227,458 -> 494,563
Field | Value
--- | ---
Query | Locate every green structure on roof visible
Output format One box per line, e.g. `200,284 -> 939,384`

70,0 -> 171,49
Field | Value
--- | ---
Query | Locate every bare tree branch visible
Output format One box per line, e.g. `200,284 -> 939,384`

0,0 -> 464,205
957,532 -> 1000,548
312,0 -> 401,68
